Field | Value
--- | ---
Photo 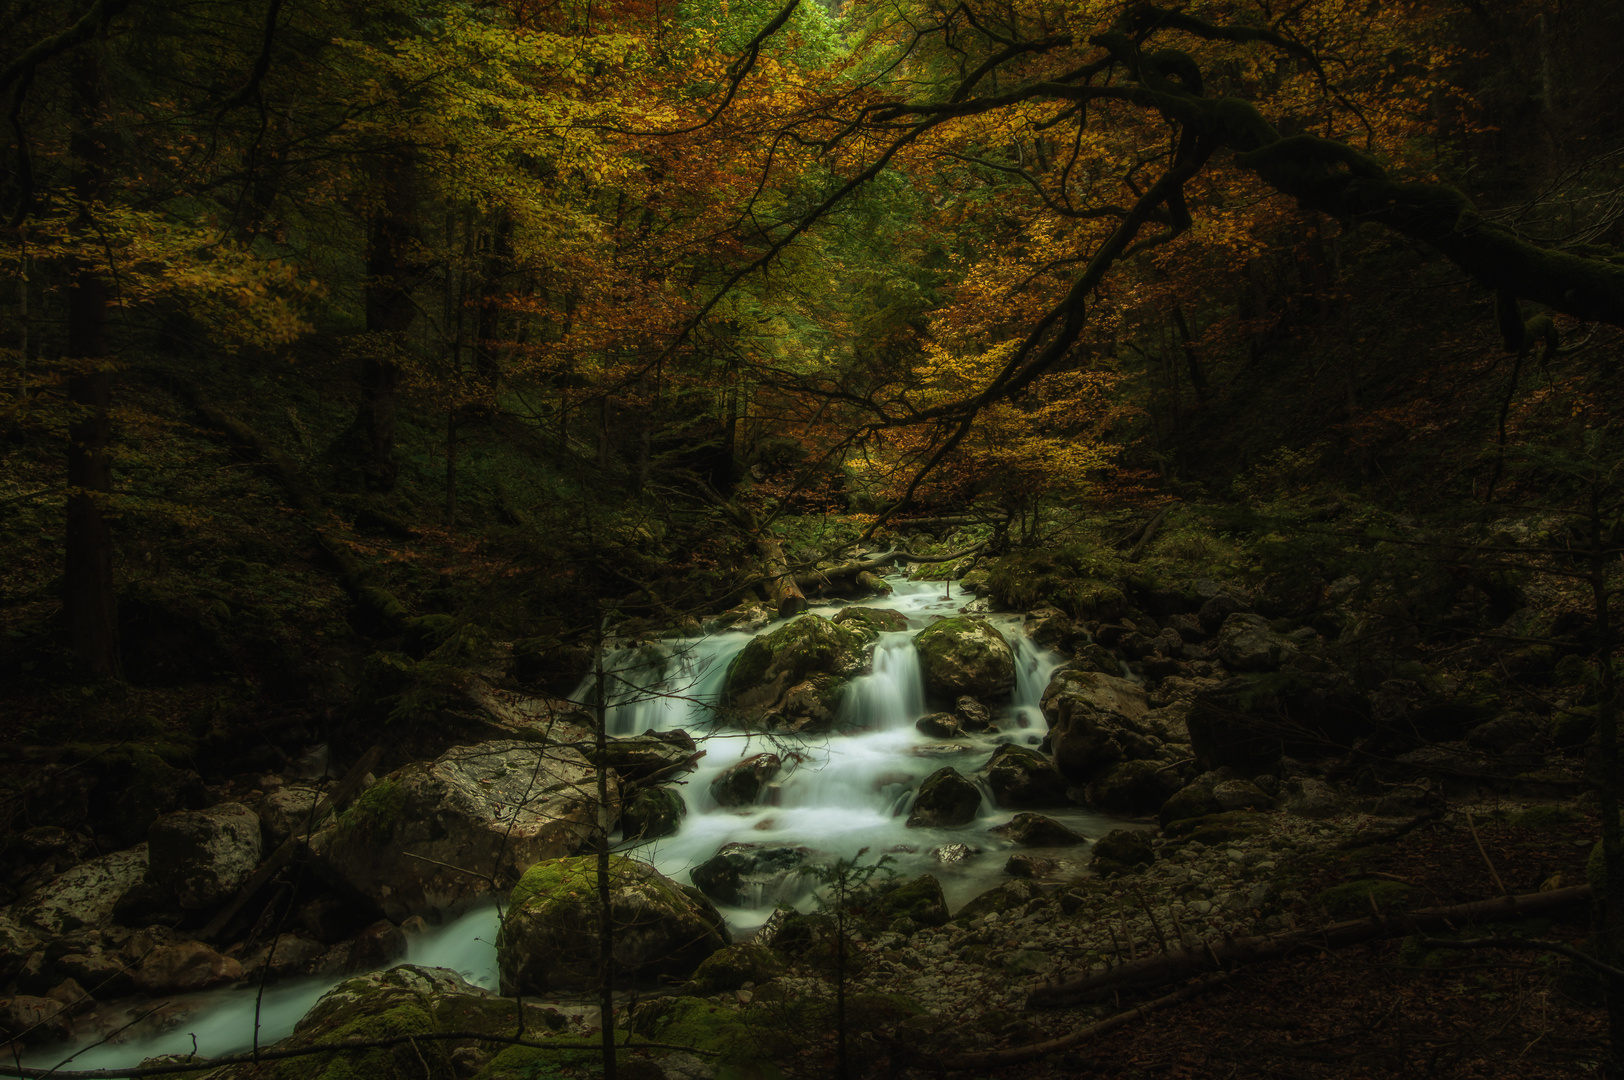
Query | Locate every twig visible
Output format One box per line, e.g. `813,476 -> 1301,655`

1465,812 -> 1510,897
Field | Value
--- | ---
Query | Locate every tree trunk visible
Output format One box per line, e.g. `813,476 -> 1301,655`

359,150 -> 419,493
759,535 -> 807,619
63,44 -> 119,679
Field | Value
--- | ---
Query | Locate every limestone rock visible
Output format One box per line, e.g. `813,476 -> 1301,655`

905,767 -> 982,828
709,753 -> 781,807
981,745 -> 1069,809
134,940 -> 244,993
500,857 -> 728,993
1279,778 -> 1345,819
1087,759 -> 1184,815
875,874 -> 950,928
915,712 -> 964,739
1198,593 -> 1249,633
621,785 -> 686,840
147,803 -> 263,910
689,845 -> 812,908
915,617 -> 1015,703
309,740 -> 612,922
1212,778 -> 1273,812
255,785 -> 334,847
13,846 -> 148,936
345,920 -> 408,974
833,606 -> 910,638
722,615 -> 869,731
1090,829 -> 1154,876
1039,669 -> 1159,782
992,812 -> 1087,847
1212,613 -> 1297,672
1004,854 -> 1056,878
1159,783 -> 1222,828
955,696 -> 995,732
588,729 -> 697,784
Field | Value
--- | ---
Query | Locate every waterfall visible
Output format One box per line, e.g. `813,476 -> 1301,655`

835,633 -> 924,730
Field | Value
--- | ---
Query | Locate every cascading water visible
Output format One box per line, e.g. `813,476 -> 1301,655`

24,575 -> 1127,1070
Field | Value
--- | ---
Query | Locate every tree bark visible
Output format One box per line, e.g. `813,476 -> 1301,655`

358,149 -> 419,493
759,535 -> 808,619
63,42 -> 119,678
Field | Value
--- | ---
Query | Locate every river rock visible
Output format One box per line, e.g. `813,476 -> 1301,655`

875,873 -> 950,927
955,879 -> 1041,921
915,617 -> 1015,702
1159,783 -> 1222,827
588,729 -> 697,784
981,744 -> 1069,808
1039,669 -> 1159,783
1279,778 -> 1345,818
690,943 -> 788,993
255,785 -> 335,847
1212,778 -> 1272,811
13,846 -> 148,936
689,845 -> 812,907
710,753 -> 781,807
1198,593 -> 1249,633
134,940 -> 244,993
0,916 -> 42,985
906,767 -> 982,827
915,713 -> 963,738
240,932 -> 328,979
1091,829 -> 1154,876
722,615 -> 869,731
955,696 -> 995,732
1005,854 -> 1056,878
345,920 -> 408,973
500,856 -> 728,993
1086,759 -> 1185,815
308,739 -> 613,922
833,607 -> 910,638
0,994 -> 73,1044
146,802 -> 263,910
991,812 -> 1086,847
621,785 -> 686,840
1212,612 -> 1297,671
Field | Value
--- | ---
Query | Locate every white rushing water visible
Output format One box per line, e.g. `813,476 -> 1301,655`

28,575 -> 1119,1068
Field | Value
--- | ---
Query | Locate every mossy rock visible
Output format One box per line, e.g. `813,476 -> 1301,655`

340,777 -> 407,841
621,785 -> 686,841
981,744 -> 1069,808
500,856 -> 729,993
832,607 -> 910,639
1315,879 -> 1416,918
874,873 -> 949,928
628,996 -> 782,1080
905,767 -> 981,828
1090,828 -> 1154,877
723,615 -> 866,698
953,879 -> 1041,922
914,617 -> 1015,703
690,943 -> 787,993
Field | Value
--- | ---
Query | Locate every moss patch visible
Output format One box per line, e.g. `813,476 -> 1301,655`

1315,879 -> 1416,917
340,777 -> 406,840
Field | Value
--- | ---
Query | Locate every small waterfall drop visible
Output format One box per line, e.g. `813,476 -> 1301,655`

836,632 -> 924,731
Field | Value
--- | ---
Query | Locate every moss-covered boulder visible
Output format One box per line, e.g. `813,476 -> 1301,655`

722,615 -> 869,732
1087,759 -> 1184,815
500,856 -> 729,993
146,802 -> 263,910
953,879 -> 1041,922
1039,669 -> 1161,783
710,753 -> 782,807
980,744 -> 1069,808
914,617 -> 1015,703
690,943 -> 787,993
203,965 -> 578,1080
991,812 -> 1086,847
620,786 -> 686,841
833,606 -> 910,639
1090,829 -> 1154,877
905,767 -> 982,828
874,874 -> 950,928
309,740 -> 613,922
12,846 -> 148,936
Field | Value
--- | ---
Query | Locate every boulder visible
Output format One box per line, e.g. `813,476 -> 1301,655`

147,803 -> 263,910
981,745 -> 1069,808
1039,669 -> 1158,783
13,846 -> 148,936
955,696 -> 995,732
0,917 -> 42,985
915,712 -> 964,739
255,785 -> 335,847
240,932 -> 328,980
690,943 -> 787,993
1279,778 -> 1345,819
991,813 -> 1086,847
690,845 -> 813,908
500,856 -> 729,993
954,879 -> 1041,922
905,768 -> 982,828
345,920 -> 408,974
709,753 -> 781,807
1212,612 -> 1297,672
722,615 -> 869,731
833,607 -> 910,638
1004,854 -> 1057,879
0,994 -> 73,1045
1090,829 -> 1154,876
1212,778 -> 1272,812
1198,593 -> 1248,633
1086,760 -> 1184,815
1159,783 -> 1222,828
309,740 -> 612,922
874,873 -> 950,928
620,785 -> 686,840
1186,672 -> 1371,774
914,617 -> 1015,703
134,940 -> 244,993
587,729 -> 698,784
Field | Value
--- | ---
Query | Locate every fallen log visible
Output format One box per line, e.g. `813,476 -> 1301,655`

792,541 -> 987,591
1025,883 -> 1593,1010
937,974 -> 1230,1071
758,534 -> 808,618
